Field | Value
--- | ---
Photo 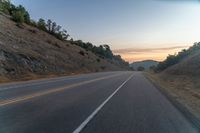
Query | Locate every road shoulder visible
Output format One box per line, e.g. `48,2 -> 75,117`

144,72 -> 200,130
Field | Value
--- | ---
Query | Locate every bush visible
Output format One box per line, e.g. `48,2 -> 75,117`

79,50 -> 85,56
0,1 -> 11,14
137,66 -> 145,71
12,10 -> 24,23
96,58 -> 101,62
28,29 -> 37,34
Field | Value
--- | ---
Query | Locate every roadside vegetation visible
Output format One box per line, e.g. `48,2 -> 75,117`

156,42 -> 200,72
72,40 -> 129,66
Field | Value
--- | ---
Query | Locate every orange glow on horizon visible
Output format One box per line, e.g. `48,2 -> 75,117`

113,46 -> 190,63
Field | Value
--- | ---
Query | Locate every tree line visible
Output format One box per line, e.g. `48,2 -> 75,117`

72,40 -> 129,65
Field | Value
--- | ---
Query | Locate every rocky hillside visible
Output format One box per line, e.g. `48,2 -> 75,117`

0,13 -> 129,82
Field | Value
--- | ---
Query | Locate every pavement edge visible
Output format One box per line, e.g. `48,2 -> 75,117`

143,72 -> 200,132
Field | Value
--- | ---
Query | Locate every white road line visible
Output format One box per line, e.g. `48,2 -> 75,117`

72,73 -> 134,133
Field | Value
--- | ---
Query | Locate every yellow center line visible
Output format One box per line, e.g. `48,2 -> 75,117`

0,73 -> 124,107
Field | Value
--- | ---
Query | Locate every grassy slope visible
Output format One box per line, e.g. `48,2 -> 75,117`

146,50 -> 200,119
0,14 -> 128,82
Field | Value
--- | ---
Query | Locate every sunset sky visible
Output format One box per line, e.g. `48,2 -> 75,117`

12,0 -> 200,62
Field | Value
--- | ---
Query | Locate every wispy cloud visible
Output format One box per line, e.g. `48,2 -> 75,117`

113,45 -> 189,54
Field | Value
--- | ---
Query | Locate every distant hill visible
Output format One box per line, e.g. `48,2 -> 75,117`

0,13 -> 129,82
130,60 -> 158,70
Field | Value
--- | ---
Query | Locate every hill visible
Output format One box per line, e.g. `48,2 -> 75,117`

130,60 -> 158,70
0,13 -> 129,82
147,43 -> 200,119
156,42 -> 200,75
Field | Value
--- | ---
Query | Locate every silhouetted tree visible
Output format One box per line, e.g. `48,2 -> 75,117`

37,18 -> 46,31
51,22 -> 57,33
47,19 -> 52,32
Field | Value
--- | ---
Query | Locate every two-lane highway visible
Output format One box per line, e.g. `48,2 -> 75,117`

0,71 -> 199,133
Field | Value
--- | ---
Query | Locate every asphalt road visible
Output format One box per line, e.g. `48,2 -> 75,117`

0,71 -> 199,133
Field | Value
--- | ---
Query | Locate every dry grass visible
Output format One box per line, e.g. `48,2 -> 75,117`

145,72 -> 200,119
0,14 -> 128,83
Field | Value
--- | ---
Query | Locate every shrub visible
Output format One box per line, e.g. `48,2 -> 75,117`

96,58 -> 101,62
37,18 -> 47,31
28,29 -> 37,34
0,1 -> 11,14
137,66 -> 145,71
12,10 -> 24,23
79,50 -> 85,56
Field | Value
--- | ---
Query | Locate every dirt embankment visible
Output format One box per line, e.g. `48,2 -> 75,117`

0,14 -> 129,83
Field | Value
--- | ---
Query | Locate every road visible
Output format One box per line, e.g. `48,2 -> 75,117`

0,71 -> 199,133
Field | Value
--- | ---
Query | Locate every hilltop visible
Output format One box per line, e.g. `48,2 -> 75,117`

130,60 -> 158,70
0,13 -> 129,82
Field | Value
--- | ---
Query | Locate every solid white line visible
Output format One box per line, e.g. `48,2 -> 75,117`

72,73 -> 134,133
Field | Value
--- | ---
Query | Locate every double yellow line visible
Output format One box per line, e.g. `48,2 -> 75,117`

0,73 -> 123,107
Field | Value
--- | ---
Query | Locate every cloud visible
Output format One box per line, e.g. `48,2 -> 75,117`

113,45 -> 189,54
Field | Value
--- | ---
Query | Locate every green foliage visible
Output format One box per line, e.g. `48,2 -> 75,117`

37,18 -> 47,31
11,5 -> 30,24
0,1 -> 30,24
0,1 -> 69,41
156,42 -> 200,72
12,10 -> 24,23
0,0 -> 13,15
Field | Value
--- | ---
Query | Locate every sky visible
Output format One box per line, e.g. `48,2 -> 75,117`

12,0 -> 200,62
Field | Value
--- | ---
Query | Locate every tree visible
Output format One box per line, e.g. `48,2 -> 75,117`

12,10 -> 24,23
61,29 -> 70,40
70,38 -> 73,42
47,19 -> 52,32
55,25 -> 61,33
51,22 -> 57,33
24,10 -> 30,24
37,18 -> 46,31
16,5 -> 30,23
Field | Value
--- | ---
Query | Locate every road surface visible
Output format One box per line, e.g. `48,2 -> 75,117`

0,71 -> 199,133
